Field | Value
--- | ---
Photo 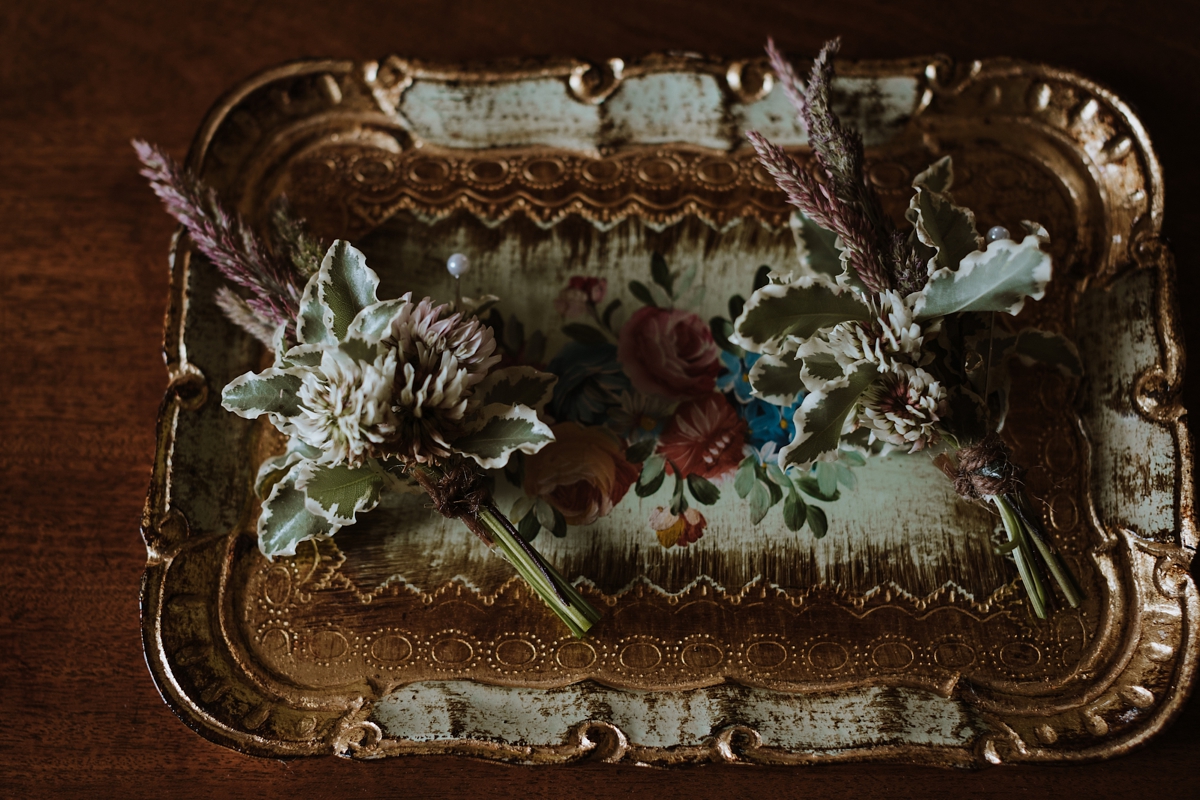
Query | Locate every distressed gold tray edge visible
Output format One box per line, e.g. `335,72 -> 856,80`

139,52 -> 1198,766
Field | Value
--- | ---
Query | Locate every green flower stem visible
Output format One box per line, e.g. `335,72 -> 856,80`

409,463 -> 599,638
993,494 -> 1049,619
477,504 -> 601,639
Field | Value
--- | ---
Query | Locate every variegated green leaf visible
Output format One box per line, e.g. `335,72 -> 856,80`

475,366 -> 558,412
734,277 -> 870,352
454,404 -> 555,469
748,351 -> 806,405
779,363 -> 878,469
221,368 -> 302,420
789,211 -> 842,278
254,438 -> 323,498
914,235 -> 1052,321
296,460 -> 385,526
276,343 -> 323,369
297,273 -> 335,345
317,240 -> 381,342
258,462 -> 339,558
348,297 -> 408,343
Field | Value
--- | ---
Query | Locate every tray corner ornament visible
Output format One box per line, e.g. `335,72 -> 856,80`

140,50 -> 1197,766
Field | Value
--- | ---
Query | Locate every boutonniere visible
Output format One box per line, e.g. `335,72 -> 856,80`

734,40 -> 1083,617
135,142 -> 599,636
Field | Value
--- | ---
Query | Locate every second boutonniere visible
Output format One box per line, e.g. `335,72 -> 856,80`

735,39 -> 1084,618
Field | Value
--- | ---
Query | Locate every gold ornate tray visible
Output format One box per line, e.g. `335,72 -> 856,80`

141,52 -> 1197,766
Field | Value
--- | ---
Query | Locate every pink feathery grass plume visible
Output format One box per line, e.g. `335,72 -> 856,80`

133,140 -> 301,331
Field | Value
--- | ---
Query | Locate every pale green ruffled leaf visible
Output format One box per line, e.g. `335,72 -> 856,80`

317,240 -> 381,342
475,366 -> 558,412
454,404 -> 555,470
734,277 -> 870,352
908,186 -> 983,272
914,235 -> 1052,321
258,462 -> 339,559
779,363 -> 878,469
789,210 -> 842,279
912,155 -> 953,194
348,297 -> 408,343
296,460 -> 385,526
221,369 -> 302,420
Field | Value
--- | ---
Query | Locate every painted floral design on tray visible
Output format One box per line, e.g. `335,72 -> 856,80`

492,254 -> 859,549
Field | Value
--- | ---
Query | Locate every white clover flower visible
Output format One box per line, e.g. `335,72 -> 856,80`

291,346 -> 398,466
824,290 -> 932,372
859,364 -> 946,453
386,297 -> 501,463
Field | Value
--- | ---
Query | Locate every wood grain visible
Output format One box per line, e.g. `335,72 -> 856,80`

2,0 -> 1197,795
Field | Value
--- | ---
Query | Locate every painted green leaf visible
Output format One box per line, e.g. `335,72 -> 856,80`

258,463 -> 339,558
641,454 -> 667,485
734,277 -> 870,351
783,489 -> 807,532
296,460 -> 385,526
807,505 -> 829,538
748,479 -> 772,525
476,366 -> 558,412
221,369 -> 302,420
509,493 -> 537,524
625,438 -> 656,464
789,210 -> 842,278
795,473 -> 840,502
909,186 -> 982,272
779,363 -> 878,469
686,474 -> 720,505
562,323 -> 609,345
628,280 -> 658,308
734,456 -> 757,499
650,252 -> 674,295
912,155 -> 953,194
815,461 -> 839,498
748,351 -> 806,406
518,509 -> 541,542
914,235 -> 1052,321
454,404 -> 554,470
348,297 -> 407,343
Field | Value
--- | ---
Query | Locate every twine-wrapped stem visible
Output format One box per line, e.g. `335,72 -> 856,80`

943,434 -> 1083,619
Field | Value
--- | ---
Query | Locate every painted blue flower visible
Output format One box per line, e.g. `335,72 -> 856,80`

717,350 -> 760,403
547,341 -> 632,426
743,398 -> 801,451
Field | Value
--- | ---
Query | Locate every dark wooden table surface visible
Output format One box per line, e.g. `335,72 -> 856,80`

3,0 -> 1198,796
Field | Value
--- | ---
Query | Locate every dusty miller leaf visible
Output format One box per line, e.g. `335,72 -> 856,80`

258,462 -> 339,558
779,363 -> 878,469
914,235 -> 1052,321
297,460 -> 385,526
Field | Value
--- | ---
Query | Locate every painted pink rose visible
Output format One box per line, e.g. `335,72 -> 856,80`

617,307 -> 721,401
554,276 -> 608,318
524,422 -> 638,526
